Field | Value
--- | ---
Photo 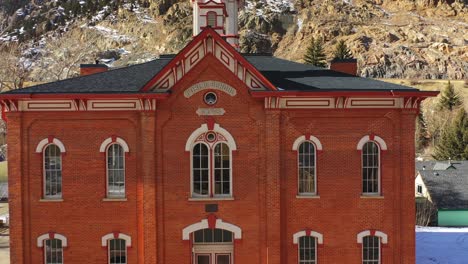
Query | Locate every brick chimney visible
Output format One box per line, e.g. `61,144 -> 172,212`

80,61 -> 108,76
330,58 -> 358,76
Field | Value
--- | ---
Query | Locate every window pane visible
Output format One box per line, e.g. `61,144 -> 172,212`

362,142 -> 380,194
298,142 -> 316,194
193,144 -> 209,196
107,144 -> 125,197
207,12 -> 216,27
363,236 -> 380,264
298,236 -> 316,264
214,143 -> 230,196
109,239 -> 127,264
45,239 -> 63,264
193,229 -> 233,244
44,145 -> 62,198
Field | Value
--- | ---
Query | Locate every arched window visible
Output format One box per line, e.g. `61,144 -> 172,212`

44,239 -> 63,264
362,142 -> 380,194
298,236 -> 316,264
187,124 -> 236,199
293,230 -> 323,264
109,239 -> 127,264
107,144 -> 125,198
44,144 -> 62,199
357,230 -> 387,264
207,12 -> 217,27
298,142 -> 316,195
193,228 -> 233,244
362,236 -> 380,264
101,233 -> 131,264
37,233 -> 68,264
214,143 -> 230,196
193,143 -> 209,196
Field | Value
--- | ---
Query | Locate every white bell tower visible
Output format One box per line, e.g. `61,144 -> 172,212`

192,0 -> 242,49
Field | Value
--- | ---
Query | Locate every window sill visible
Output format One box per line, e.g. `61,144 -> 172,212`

103,198 -> 128,202
360,195 -> 384,199
296,195 -> 320,199
39,199 -> 64,202
189,197 -> 234,201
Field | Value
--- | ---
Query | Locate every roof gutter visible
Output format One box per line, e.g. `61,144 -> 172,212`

249,90 -> 440,98
0,93 -> 171,100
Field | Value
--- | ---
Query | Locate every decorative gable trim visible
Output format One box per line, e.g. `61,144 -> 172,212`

141,28 -> 276,93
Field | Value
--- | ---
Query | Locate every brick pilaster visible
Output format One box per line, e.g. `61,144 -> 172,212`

264,110 -> 281,264
400,110 -> 417,264
7,112 -> 25,264
138,112 -> 157,263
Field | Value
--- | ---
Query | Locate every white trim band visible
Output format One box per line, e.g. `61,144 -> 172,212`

99,137 -> 130,153
357,230 -> 388,244
37,233 -> 68,247
101,233 -> 132,247
292,135 -> 323,151
185,123 -> 237,151
357,135 -> 387,150
292,230 -> 324,244
36,138 -> 66,153
182,218 -> 242,240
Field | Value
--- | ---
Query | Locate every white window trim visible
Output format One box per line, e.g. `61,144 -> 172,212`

42,144 -> 63,200
296,140 -> 318,196
357,230 -> 388,244
361,141 -> 381,196
187,124 -> 236,198
105,143 -> 126,199
37,233 -> 68,248
293,230 -> 322,264
358,230 -> 387,264
357,135 -> 387,151
292,230 -> 324,245
292,135 -> 323,151
191,142 -> 211,198
36,137 -> 66,153
213,141 -> 233,197
182,218 -> 242,240
101,233 -> 132,247
185,124 -> 237,151
99,137 -> 130,153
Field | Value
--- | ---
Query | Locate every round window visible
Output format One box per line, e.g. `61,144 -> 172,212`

204,92 -> 218,105
205,132 -> 217,142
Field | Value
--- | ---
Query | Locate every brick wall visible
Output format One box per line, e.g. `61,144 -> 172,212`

7,55 -> 417,263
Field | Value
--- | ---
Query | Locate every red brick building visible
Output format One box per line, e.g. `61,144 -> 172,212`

1,1 -> 438,263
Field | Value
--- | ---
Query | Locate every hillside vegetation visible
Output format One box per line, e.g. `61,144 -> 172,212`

0,0 -> 466,85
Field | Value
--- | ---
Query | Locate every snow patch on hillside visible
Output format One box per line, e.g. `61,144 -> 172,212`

87,25 -> 134,44
245,0 -> 294,18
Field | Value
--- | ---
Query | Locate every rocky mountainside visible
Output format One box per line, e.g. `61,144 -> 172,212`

0,0 -> 466,85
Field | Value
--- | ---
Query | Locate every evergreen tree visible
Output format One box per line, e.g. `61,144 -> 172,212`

433,108 -> 468,160
438,81 -> 462,111
304,37 -> 327,68
333,40 -> 353,60
416,110 -> 429,153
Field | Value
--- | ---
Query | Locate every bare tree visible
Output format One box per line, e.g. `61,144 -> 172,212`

0,42 -> 36,91
35,31 -> 101,81
0,10 -> 7,36
416,197 -> 437,226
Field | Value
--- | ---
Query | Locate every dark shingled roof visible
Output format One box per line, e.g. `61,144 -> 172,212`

417,161 -> 468,209
3,54 -> 418,95
3,58 -> 172,94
